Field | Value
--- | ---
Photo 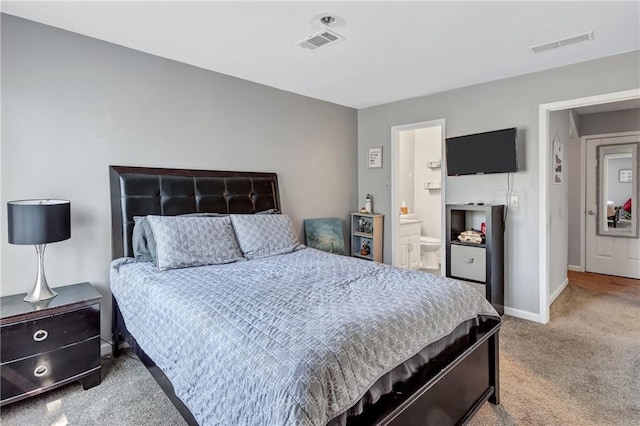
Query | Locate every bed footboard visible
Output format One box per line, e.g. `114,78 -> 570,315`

348,317 -> 501,426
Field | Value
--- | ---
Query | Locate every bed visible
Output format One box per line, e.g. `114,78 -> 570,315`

109,165 -> 501,426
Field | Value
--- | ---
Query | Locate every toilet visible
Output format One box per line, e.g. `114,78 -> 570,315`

420,236 -> 441,270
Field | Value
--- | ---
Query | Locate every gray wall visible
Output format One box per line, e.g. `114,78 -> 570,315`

548,110 -> 570,300
580,108 -> 640,135
358,51 -> 640,317
567,136 -> 582,267
567,108 -> 640,267
397,130 -> 415,212
0,15 -> 358,342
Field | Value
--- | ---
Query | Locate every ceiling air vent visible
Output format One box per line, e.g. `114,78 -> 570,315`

529,31 -> 594,53
296,28 -> 344,51
296,15 -> 344,51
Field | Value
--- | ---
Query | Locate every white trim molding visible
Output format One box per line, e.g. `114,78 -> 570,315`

504,306 -> 540,323
538,88 -> 640,325
549,277 -> 569,305
567,264 -> 583,272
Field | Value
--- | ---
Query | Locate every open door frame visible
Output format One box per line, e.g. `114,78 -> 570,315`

390,119 -> 446,274
538,89 -> 640,324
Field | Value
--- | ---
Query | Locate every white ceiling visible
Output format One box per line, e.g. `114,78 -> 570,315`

2,1 -> 639,109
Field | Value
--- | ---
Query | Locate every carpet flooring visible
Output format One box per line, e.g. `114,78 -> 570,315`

470,271 -> 640,426
1,271 -> 638,425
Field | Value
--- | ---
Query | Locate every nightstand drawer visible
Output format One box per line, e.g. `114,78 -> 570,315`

1,305 -> 99,363
1,337 -> 100,403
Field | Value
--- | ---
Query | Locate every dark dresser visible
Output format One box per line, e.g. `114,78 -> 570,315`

1,282 -> 101,406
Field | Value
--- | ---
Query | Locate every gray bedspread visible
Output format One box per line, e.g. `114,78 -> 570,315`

110,247 -> 498,426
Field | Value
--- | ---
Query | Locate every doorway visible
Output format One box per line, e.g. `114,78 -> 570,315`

390,119 -> 446,275
584,132 -> 639,278
539,89 -> 640,324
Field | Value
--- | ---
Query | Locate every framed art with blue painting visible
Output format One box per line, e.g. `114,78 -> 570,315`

303,217 -> 345,255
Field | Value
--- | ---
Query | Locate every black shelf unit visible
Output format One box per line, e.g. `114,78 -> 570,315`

450,241 -> 487,248
446,204 -> 504,315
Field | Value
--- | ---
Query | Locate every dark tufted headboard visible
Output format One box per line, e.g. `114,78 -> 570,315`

109,166 -> 280,259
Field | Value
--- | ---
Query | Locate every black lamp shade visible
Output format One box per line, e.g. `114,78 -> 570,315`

7,200 -> 71,245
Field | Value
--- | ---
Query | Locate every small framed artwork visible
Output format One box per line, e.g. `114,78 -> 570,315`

553,140 -> 563,184
368,147 -> 383,169
619,169 -> 632,183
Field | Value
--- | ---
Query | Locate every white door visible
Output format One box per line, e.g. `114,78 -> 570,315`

585,134 -> 640,278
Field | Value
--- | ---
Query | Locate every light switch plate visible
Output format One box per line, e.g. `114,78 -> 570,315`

509,195 -> 519,208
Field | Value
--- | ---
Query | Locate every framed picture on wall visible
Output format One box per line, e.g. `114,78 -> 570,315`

619,169 -> 632,183
553,140 -> 563,184
368,147 -> 383,169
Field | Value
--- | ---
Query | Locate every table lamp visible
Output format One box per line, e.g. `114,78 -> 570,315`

7,199 -> 71,302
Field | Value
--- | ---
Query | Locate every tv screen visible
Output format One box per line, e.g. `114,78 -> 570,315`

446,127 -> 518,176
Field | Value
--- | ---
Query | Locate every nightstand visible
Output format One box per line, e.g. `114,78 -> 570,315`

1,282 -> 101,406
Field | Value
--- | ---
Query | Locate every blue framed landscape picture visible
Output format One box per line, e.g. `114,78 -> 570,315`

304,218 -> 345,255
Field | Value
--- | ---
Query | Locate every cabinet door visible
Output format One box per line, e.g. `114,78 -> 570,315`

408,235 -> 422,269
398,236 -> 410,269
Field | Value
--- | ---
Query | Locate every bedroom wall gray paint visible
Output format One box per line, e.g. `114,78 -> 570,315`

0,15 -> 358,341
548,110 -> 570,300
567,112 -> 582,268
567,136 -> 582,267
358,50 -> 640,318
580,108 -> 640,135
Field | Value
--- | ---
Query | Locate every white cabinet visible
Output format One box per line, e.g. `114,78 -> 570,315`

399,220 -> 422,270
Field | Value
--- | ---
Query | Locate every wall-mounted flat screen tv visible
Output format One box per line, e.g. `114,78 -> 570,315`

446,127 -> 518,176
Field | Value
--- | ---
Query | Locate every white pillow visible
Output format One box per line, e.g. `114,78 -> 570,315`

146,215 -> 244,271
230,214 -> 300,259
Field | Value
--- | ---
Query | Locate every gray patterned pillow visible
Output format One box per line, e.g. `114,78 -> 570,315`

132,216 -> 158,264
146,215 -> 244,271
230,214 -> 300,259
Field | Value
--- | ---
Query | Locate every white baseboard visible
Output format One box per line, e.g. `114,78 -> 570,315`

504,306 -> 541,323
549,277 -> 569,305
568,264 -> 583,272
503,277 -> 568,324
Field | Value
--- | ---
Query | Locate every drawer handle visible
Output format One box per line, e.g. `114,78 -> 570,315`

33,329 -> 48,342
463,257 -> 475,264
33,365 -> 48,378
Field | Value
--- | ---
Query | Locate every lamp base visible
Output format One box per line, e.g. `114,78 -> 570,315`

24,244 -> 58,303
24,284 -> 57,303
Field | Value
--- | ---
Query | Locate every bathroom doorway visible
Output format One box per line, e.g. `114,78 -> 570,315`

391,119 -> 446,275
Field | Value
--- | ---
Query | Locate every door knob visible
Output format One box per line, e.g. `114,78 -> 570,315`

587,210 -> 595,215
